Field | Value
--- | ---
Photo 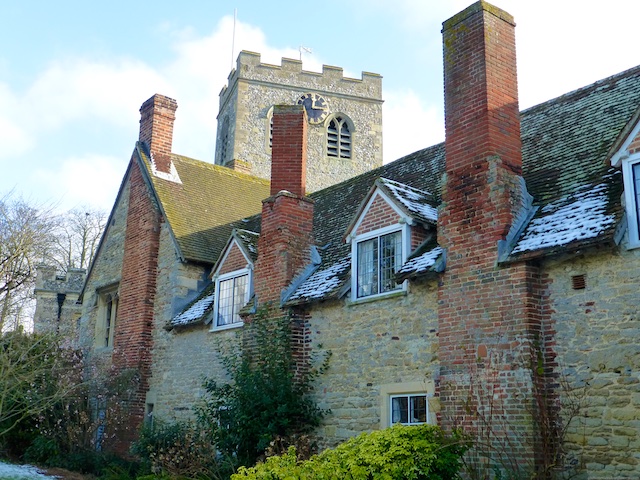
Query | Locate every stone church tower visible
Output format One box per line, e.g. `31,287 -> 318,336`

215,51 -> 383,192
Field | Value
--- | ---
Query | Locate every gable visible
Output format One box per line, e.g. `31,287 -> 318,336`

217,241 -> 251,276
355,193 -> 403,237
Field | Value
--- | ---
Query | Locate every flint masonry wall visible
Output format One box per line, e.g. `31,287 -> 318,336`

308,279 -> 440,450
215,51 -> 383,192
547,246 -> 640,479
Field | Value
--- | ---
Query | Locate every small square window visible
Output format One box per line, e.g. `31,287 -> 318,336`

390,394 -> 428,426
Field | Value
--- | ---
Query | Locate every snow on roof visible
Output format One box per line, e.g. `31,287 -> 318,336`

511,182 -> 616,254
397,246 -> 443,276
288,257 -> 351,302
171,290 -> 215,326
379,178 -> 438,224
235,229 -> 259,258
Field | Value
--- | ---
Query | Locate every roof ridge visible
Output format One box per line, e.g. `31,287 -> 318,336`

170,153 -> 270,185
521,64 -> 640,116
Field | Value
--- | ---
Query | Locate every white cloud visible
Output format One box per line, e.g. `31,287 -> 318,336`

383,89 -> 444,162
166,16 -> 325,161
24,58 -> 172,130
0,84 -> 32,159
31,154 -> 126,212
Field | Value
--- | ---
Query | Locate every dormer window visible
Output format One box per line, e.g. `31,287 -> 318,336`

622,154 -> 640,248
210,230 -> 258,331
213,269 -> 249,330
356,229 -> 403,298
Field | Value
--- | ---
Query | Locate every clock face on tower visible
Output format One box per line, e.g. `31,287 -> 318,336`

296,93 -> 329,125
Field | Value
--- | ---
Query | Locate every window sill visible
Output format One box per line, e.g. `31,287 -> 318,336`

209,322 -> 244,333
347,289 -> 406,306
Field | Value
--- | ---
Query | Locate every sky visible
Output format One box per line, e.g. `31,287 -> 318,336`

1,0 -> 639,213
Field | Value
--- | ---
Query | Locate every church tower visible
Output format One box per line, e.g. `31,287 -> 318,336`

214,51 -> 383,192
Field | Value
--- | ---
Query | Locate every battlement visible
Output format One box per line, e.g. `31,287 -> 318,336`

35,264 -> 86,294
219,51 -> 382,107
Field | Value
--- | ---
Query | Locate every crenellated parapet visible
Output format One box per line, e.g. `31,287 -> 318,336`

219,50 -> 382,110
33,265 -> 86,335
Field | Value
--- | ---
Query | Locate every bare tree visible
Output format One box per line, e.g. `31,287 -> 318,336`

0,329 -> 81,439
53,207 -> 107,272
0,193 -> 58,331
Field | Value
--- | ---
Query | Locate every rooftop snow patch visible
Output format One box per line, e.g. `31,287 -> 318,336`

397,245 -> 443,277
171,290 -> 215,327
511,181 -> 617,254
379,178 -> 438,224
287,257 -> 350,303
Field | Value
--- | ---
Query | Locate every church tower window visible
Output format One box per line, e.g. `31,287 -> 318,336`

327,116 -> 352,159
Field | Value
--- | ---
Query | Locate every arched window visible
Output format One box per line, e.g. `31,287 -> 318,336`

327,116 -> 352,159
267,107 -> 274,151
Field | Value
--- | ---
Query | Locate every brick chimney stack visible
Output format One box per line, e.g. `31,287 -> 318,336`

270,105 -> 308,197
253,105 -> 314,305
139,94 -> 178,174
437,2 -> 549,471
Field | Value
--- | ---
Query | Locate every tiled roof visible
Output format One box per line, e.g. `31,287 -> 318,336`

171,282 -> 216,328
233,229 -> 260,263
171,64 -> 640,318
287,65 -> 640,300
377,178 -> 437,225
138,147 -> 270,264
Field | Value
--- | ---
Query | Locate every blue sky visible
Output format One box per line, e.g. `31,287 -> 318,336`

2,0 -> 639,212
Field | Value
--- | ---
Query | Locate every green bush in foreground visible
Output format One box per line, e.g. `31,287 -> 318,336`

233,424 -> 469,480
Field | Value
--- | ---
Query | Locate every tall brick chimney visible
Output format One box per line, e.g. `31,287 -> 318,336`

253,105 -> 314,305
139,94 -> 178,174
437,2 -> 550,473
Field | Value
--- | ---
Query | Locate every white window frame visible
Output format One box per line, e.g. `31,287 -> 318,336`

389,393 -> 429,426
379,381 -> 435,428
622,153 -> 640,249
350,223 -> 409,302
211,268 -> 251,332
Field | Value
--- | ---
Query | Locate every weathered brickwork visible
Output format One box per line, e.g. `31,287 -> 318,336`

307,280 -> 439,449
109,159 -> 163,452
438,3 -> 544,470
547,246 -> 640,479
629,131 -> 640,154
356,195 -> 402,236
139,95 -> 177,173
218,242 -> 249,275
215,51 -> 383,192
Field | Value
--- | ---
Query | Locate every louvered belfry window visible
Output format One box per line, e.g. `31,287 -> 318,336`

327,116 -> 351,158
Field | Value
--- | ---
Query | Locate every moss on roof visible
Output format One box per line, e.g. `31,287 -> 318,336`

138,149 -> 270,264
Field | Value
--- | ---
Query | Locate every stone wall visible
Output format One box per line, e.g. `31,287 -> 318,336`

33,266 -> 85,337
215,51 -> 383,192
148,219 -> 231,421
307,279 -> 440,449
79,180 -> 129,357
547,244 -> 640,479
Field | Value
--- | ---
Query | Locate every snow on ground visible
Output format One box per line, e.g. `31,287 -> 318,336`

0,461 -> 58,479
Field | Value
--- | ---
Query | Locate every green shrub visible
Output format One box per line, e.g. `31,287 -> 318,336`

196,305 -> 329,469
233,424 -> 469,480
